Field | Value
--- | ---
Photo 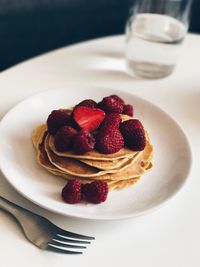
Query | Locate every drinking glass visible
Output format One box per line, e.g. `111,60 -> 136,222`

125,0 -> 193,79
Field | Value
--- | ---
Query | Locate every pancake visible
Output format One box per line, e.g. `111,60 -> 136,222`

35,138 -> 142,190
33,124 -> 137,170
45,134 -> 141,178
44,133 -> 153,181
81,137 -> 153,182
35,135 -> 94,184
31,114 -> 153,191
79,157 -> 131,170
48,134 -> 138,161
32,124 -> 153,181
32,124 -> 47,149
108,177 -> 140,190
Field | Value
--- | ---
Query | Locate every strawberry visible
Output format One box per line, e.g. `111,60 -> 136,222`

73,106 -> 105,132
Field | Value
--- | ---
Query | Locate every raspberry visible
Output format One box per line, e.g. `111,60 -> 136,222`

62,179 -> 82,204
54,126 -> 77,151
123,104 -> 134,117
76,99 -> 97,108
47,110 -> 71,135
82,181 -> 108,204
126,128 -> 146,150
120,119 -> 144,133
73,129 -> 95,154
120,119 -> 146,151
102,113 -> 122,128
98,96 -> 124,114
109,94 -> 125,105
96,127 -> 124,154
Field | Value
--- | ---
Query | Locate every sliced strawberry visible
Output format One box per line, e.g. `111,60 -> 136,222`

73,106 -> 105,132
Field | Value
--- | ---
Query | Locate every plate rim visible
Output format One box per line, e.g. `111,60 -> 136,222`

0,86 -> 193,220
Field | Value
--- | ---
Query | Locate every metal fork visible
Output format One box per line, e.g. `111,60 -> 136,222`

0,196 -> 94,254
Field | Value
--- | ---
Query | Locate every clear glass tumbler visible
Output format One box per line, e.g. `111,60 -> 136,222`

125,0 -> 193,79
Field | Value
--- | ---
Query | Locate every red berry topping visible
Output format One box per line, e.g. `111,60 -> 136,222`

109,94 -> 125,105
77,99 -> 97,108
120,119 -> 146,151
120,119 -> 144,133
102,113 -> 122,128
98,96 -> 124,114
62,179 -> 82,204
73,106 -> 105,132
82,181 -> 108,204
47,110 -> 71,135
96,127 -> 124,154
73,129 -> 95,154
126,128 -> 146,150
54,126 -> 77,151
123,104 -> 134,117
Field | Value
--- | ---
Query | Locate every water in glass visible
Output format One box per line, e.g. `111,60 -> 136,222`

126,13 -> 187,79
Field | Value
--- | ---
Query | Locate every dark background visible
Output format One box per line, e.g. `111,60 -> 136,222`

0,0 -> 199,71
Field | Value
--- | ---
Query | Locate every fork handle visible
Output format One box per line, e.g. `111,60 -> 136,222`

0,196 -> 32,219
0,195 -> 46,225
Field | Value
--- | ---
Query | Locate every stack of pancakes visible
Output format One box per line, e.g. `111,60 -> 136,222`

32,115 -> 153,191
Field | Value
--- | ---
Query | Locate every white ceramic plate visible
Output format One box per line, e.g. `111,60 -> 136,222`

0,87 -> 192,220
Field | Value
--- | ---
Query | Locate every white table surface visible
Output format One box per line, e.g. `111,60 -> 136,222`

0,34 -> 200,267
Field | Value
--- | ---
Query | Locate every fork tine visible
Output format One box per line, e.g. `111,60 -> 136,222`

57,228 -> 95,240
49,240 -> 86,249
47,244 -> 82,254
54,235 -> 91,244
